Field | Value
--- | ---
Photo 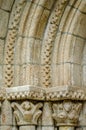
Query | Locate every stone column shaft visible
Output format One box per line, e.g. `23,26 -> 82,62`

1,100 -> 12,130
42,102 -> 54,130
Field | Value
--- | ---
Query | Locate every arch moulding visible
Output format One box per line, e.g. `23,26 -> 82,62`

0,0 -> 86,130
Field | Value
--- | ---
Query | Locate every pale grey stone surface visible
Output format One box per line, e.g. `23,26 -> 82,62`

0,9 -> 9,38
59,127 -> 74,130
42,127 -> 54,130
20,126 -> 35,130
0,0 -> 86,130
0,0 -> 14,11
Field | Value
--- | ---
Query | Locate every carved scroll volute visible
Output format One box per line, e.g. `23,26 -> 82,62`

11,101 -> 43,126
52,101 -> 82,126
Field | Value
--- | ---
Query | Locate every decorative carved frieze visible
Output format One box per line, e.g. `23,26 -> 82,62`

5,85 -> 86,101
5,0 -> 26,87
52,101 -> 82,126
0,85 -> 85,128
41,0 -> 68,87
46,86 -> 86,101
6,85 -> 45,100
11,101 -> 43,125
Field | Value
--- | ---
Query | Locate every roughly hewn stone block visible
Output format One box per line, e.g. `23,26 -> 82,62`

0,65 -> 3,86
0,9 -> 9,38
0,39 -> 4,64
1,0 -> 14,11
36,9 -> 50,39
1,126 -> 12,130
39,0 -> 55,9
0,0 -> 2,7
82,66 -> 86,86
69,12 -> 86,39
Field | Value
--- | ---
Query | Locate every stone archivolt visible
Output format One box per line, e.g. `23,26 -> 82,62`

41,0 -> 68,87
5,0 -> 26,88
0,0 -> 86,129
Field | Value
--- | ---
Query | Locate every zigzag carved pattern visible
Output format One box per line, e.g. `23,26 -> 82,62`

41,0 -> 68,87
5,0 -> 26,87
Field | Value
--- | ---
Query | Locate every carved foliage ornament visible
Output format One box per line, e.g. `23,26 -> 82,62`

52,101 -> 82,126
11,101 -> 43,125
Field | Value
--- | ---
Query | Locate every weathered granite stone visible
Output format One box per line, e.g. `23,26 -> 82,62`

59,127 -> 74,130
0,0 -> 14,11
0,9 -> 9,38
0,0 -> 86,130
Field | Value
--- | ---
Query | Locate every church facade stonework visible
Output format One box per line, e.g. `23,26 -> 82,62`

0,0 -> 86,130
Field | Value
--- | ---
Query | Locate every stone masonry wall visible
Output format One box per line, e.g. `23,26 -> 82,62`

0,0 -> 86,130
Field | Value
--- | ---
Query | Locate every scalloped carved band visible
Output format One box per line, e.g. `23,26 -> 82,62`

0,85 -> 86,101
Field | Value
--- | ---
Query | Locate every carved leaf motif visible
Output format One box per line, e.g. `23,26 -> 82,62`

32,110 -> 42,124
32,103 -> 43,124
52,103 -> 67,123
11,101 -> 43,125
63,101 -> 72,112
52,104 -> 57,113
52,101 -> 82,126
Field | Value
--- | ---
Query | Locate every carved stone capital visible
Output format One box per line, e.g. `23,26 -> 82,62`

11,101 -> 43,125
52,100 -> 82,126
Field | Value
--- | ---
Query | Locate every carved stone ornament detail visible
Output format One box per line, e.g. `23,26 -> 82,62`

11,101 -> 43,125
6,85 -> 45,100
5,85 -> 86,101
52,101 -> 82,126
46,86 -> 86,101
